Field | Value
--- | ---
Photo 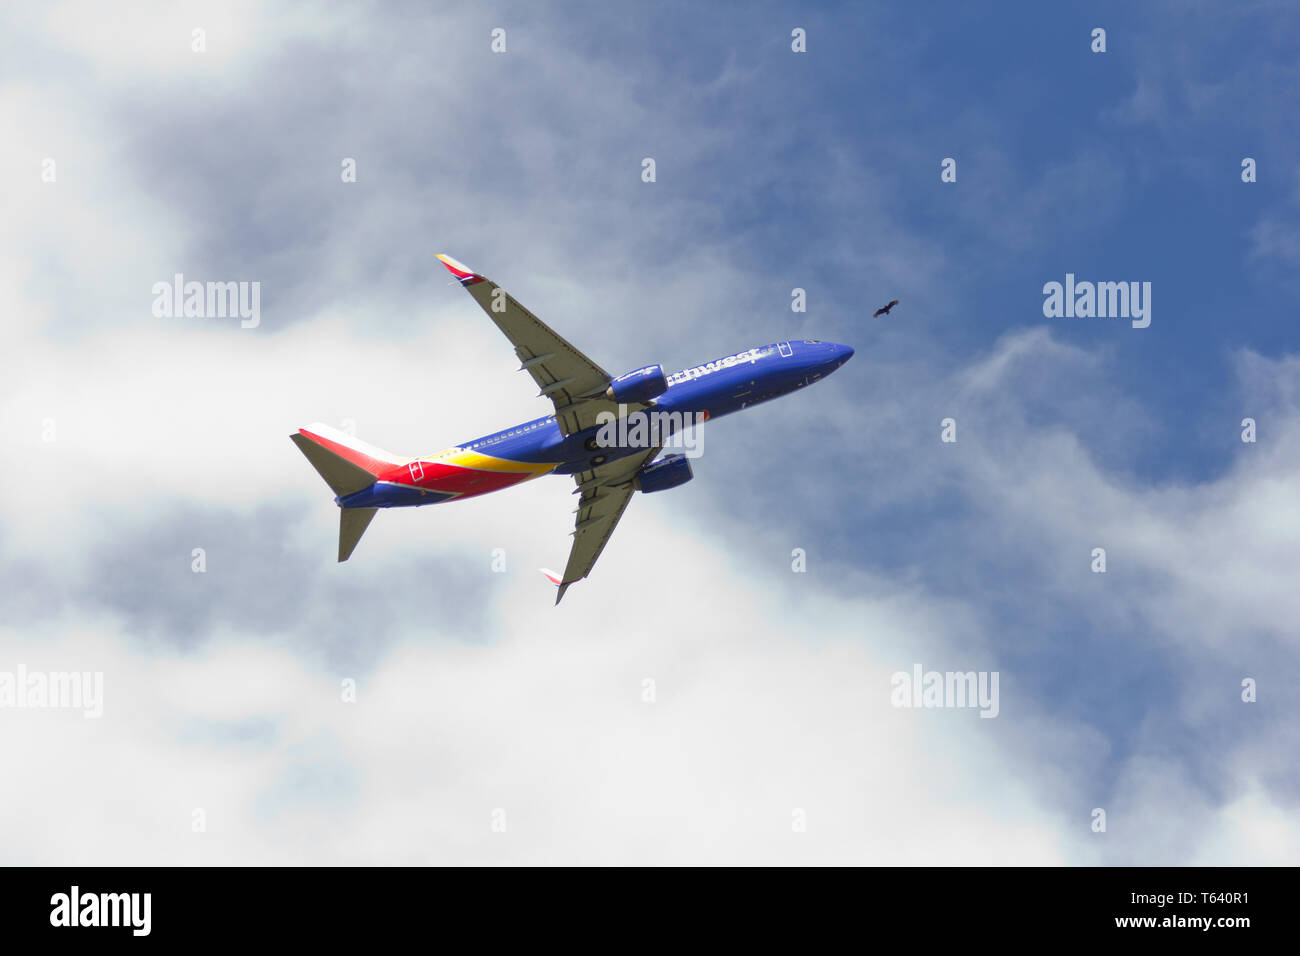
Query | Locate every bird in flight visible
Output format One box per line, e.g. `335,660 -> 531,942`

873,300 -> 899,317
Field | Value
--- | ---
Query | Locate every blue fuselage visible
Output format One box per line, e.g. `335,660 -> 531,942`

340,339 -> 853,509
464,339 -> 853,472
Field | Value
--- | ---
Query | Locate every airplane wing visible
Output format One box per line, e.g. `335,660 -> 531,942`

436,253 -> 636,436
553,445 -> 662,604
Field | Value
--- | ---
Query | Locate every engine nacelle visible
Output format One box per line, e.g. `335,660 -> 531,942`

606,364 -> 668,404
635,453 -> 693,493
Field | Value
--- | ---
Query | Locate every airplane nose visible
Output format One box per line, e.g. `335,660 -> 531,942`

814,343 -> 853,375
827,343 -> 853,366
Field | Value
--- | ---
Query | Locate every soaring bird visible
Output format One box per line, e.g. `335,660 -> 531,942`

873,299 -> 899,317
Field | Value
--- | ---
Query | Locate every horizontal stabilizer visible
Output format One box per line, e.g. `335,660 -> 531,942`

339,507 -> 378,562
290,431 -> 380,497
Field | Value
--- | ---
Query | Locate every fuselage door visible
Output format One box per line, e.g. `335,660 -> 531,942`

777,341 -> 793,358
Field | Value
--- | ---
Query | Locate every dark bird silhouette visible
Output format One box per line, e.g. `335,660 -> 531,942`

873,300 -> 899,317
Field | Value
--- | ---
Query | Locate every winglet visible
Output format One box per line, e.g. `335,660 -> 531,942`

539,568 -> 572,605
436,253 -> 485,286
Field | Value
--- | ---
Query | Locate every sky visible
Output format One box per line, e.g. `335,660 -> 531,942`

1,0 -> 1298,865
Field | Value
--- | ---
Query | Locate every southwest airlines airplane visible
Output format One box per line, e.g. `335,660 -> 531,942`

291,254 -> 854,603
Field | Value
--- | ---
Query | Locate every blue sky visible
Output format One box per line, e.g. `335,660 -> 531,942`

1,1 -> 1297,864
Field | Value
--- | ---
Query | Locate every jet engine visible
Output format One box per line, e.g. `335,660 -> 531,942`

606,364 -> 668,404
635,453 -> 693,493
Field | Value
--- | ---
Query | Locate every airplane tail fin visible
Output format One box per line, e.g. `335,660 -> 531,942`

290,423 -> 407,562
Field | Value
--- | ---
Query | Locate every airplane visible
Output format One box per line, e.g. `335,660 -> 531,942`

291,253 -> 854,603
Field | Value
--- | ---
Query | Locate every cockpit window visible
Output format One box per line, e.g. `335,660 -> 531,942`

803,339 -> 821,344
